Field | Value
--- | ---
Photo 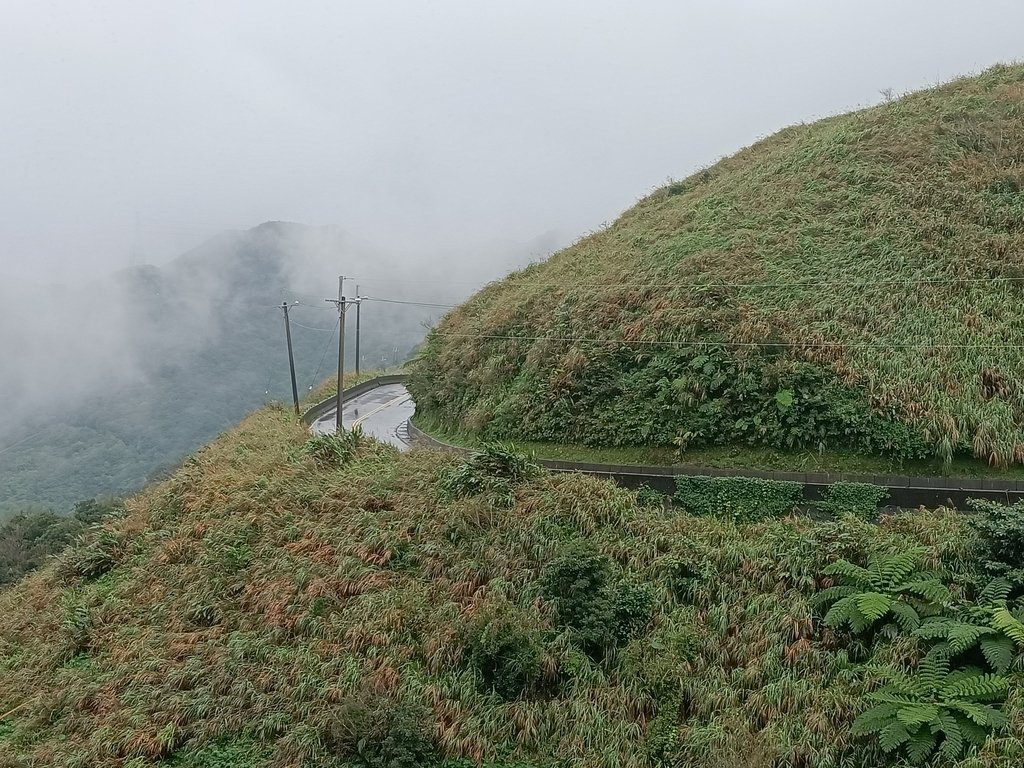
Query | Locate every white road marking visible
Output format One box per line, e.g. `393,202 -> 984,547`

352,393 -> 412,428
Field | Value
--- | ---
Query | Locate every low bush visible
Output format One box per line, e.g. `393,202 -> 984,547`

540,546 -> 652,658
437,443 -> 541,508
302,427 -> 363,467
59,529 -> 123,582
324,693 -> 436,768
673,475 -> 803,523
819,482 -> 889,519
969,498 -> 1024,590
465,607 -> 546,700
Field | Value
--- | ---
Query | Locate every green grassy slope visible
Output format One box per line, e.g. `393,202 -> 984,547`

1,403 -> 1023,767
409,64 -> 1024,466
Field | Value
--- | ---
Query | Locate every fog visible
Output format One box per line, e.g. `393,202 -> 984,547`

3,1 -> 1022,283
1,1 -> 1022,509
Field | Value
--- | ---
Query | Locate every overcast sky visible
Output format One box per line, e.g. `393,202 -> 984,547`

1,0 -> 1022,284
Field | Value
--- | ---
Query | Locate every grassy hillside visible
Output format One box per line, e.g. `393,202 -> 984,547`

409,64 -> 1024,466
2,402 -> 1024,766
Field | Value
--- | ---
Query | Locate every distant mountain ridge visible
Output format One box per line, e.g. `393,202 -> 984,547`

0,222 -> 554,514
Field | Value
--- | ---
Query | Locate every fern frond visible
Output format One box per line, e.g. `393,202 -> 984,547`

916,649 -> 951,693
878,720 -> 912,752
855,592 -> 893,622
824,597 -> 856,628
947,622 -> 991,654
873,547 -> 926,589
980,634 -> 1015,674
991,606 -> 1024,645
952,712 -> 990,747
948,701 -> 994,726
934,714 -> 963,760
888,601 -> 922,632
867,691 -> 919,707
898,579 -> 950,604
914,617 -> 955,639
852,702 -> 902,736
812,585 -> 857,607
824,559 -> 872,587
979,577 -> 1013,604
906,728 -> 937,764
941,672 -> 1008,701
896,703 -> 940,728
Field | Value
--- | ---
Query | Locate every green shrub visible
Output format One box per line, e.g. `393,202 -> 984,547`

634,484 -> 666,509
611,581 -> 655,641
466,610 -> 545,700
819,482 -> 889,519
539,546 -> 652,658
673,475 -> 803,523
59,529 -> 123,582
437,443 -> 541,508
968,498 -> 1024,590
852,647 -> 1008,764
470,442 -> 541,483
324,694 -> 436,768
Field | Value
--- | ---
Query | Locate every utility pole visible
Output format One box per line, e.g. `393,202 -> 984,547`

280,302 -> 300,416
355,284 -> 361,376
326,275 -> 355,432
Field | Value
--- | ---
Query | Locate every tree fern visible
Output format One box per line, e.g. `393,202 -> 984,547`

817,548 -> 947,637
852,648 -> 1009,765
913,578 -> 1024,673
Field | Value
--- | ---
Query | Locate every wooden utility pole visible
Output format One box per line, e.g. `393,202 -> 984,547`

355,284 -> 361,376
327,276 -> 354,432
280,302 -> 300,415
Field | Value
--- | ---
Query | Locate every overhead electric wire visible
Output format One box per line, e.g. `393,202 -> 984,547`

361,297 -> 458,309
307,318 -> 339,392
0,427 -> 50,456
432,331 -> 1024,351
292,300 -> 336,312
351,274 -> 1024,290
290,320 -> 339,332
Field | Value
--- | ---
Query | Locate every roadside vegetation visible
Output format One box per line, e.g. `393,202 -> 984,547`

412,412 -> 1024,480
409,64 -> 1024,468
0,498 -> 121,587
2,402 -> 1024,767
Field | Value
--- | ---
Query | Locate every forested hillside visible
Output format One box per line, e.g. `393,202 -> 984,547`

0,222 -> 549,516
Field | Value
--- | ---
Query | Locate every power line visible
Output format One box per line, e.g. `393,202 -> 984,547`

432,331 -> 1024,352
307,318 -> 339,392
290,320 -> 339,332
351,274 -> 1024,290
291,301 -> 336,312
0,427 -> 50,456
362,297 -> 458,309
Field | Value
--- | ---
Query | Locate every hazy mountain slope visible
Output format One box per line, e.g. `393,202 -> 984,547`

409,64 -> 1024,465
0,222 -> 544,515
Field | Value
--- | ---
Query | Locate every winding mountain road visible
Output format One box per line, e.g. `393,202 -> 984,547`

309,383 -> 415,450
304,378 -> 1024,508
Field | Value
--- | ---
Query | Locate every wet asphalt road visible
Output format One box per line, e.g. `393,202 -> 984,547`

309,383 -> 415,450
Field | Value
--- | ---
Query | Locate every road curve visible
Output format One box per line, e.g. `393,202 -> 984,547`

309,383 -> 415,450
